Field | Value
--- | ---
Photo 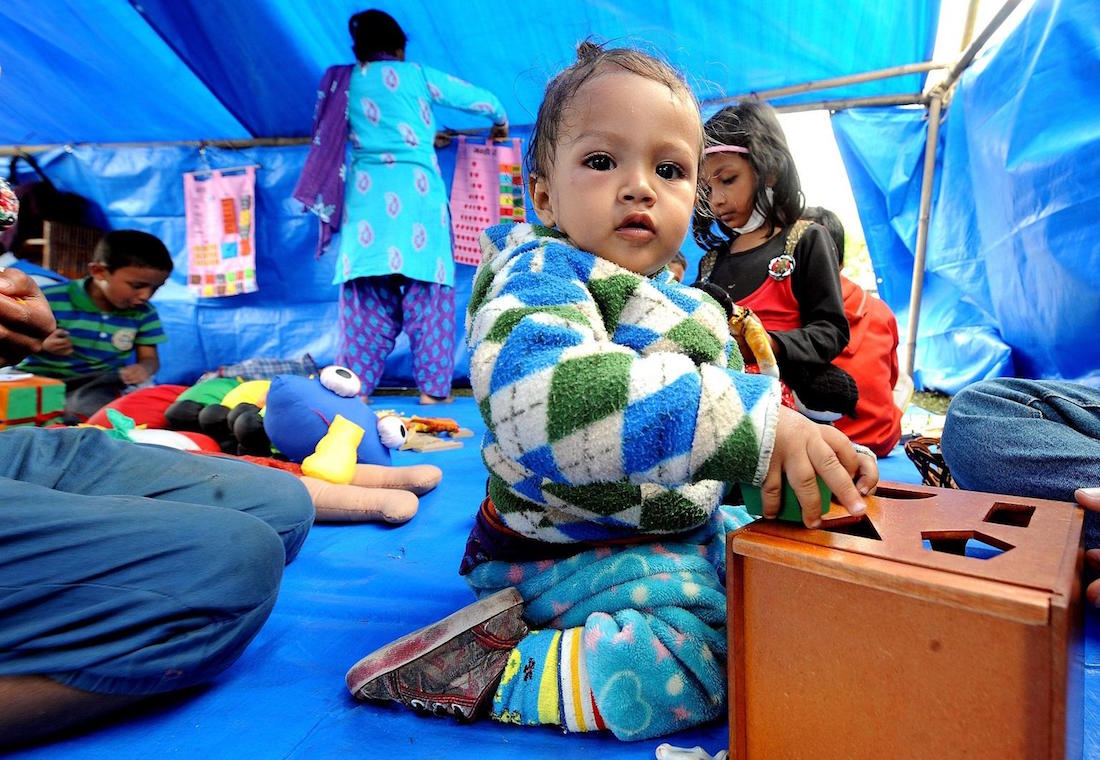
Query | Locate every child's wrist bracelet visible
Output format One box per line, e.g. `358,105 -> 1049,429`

851,443 -> 877,461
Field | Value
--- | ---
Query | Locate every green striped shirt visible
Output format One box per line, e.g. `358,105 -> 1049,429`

18,278 -> 166,379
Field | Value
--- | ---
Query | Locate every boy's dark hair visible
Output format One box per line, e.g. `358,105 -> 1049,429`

525,41 -> 703,186
348,9 -> 407,62
692,99 -> 804,252
802,206 -> 845,266
93,229 -> 173,273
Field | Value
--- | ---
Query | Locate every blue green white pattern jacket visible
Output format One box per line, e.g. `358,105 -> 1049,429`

466,223 -> 781,544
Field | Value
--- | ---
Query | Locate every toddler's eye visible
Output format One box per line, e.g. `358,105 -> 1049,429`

584,154 -> 614,171
657,163 -> 686,180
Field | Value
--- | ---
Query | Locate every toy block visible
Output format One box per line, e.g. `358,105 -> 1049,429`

727,481 -> 1083,760
741,476 -> 831,522
0,375 -> 65,429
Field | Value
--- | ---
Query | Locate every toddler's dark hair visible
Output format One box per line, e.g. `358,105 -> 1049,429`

525,41 -> 703,183
349,9 -> 407,62
802,205 -> 845,266
93,229 -> 173,273
692,99 -> 804,251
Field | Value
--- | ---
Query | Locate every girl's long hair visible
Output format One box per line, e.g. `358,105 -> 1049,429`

692,99 -> 804,252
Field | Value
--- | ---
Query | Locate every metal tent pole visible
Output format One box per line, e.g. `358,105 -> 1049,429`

902,0 -> 1024,380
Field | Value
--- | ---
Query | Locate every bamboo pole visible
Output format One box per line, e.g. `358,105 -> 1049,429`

773,93 -> 924,114
903,0 -> 1024,380
902,92 -> 943,379
702,61 -> 949,107
0,137 -> 310,157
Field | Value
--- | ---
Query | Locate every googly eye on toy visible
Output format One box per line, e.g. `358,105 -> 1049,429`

376,413 -> 407,449
320,364 -> 362,397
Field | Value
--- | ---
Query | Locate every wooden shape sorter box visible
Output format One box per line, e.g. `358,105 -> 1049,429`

727,482 -> 1084,760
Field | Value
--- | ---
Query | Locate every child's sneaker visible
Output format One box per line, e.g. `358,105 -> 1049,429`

345,587 -> 527,720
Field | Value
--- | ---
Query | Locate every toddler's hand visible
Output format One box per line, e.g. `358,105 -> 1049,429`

764,405 -> 867,528
852,445 -> 880,496
119,364 -> 151,386
42,328 -> 73,355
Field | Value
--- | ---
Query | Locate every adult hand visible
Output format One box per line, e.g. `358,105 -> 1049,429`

0,268 -> 56,365
1079,487 -> 1100,607
433,131 -> 453,149
489,122 -> 509,142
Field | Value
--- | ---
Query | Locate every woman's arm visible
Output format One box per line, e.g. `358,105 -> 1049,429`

420,64 -> 508,129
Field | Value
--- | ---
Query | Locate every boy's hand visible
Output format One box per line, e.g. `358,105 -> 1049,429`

0,268 -> 56,365
764,405 -> 868,528
42,328 -> 73,355
119,363 -> 151,385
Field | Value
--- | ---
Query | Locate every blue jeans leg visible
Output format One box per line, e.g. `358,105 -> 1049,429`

0,427 -> 316,695
941,378 -> 1100,545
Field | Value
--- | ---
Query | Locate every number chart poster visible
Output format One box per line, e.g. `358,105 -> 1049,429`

184,166 -> 258,297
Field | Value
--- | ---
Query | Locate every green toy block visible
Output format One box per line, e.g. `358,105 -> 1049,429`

741,476 -> 832,523
5,386 -> 39,420
41,383 -> 65,414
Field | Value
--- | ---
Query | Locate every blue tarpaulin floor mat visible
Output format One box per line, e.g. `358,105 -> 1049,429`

9,397 -> 1099,758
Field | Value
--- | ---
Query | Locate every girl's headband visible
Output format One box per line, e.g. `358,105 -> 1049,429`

704,145 -> 749,155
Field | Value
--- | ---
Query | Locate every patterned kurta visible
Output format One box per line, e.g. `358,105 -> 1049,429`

466,224 -> 782,545
336,62 -> 507,288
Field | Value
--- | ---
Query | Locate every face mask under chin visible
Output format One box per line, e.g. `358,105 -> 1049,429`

731,186 -> 774,235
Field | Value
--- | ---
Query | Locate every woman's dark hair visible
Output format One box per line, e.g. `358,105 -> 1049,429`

525,40 -> 703,185
348,9 -> 407,62
691,99 -> 804,252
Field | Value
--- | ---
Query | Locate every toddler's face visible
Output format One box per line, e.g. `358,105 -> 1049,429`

89,263 -> 169,311
530,70 -> 700,276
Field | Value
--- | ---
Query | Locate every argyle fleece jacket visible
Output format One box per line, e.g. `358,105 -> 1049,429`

466,224 -> 781,544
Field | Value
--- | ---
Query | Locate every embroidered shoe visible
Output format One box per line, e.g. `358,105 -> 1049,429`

346,587 -> 528,721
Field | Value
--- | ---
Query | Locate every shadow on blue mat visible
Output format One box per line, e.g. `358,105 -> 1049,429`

10,398 -> 1099,758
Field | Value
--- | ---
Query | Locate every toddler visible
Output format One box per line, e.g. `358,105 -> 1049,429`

345,43 -> 877,742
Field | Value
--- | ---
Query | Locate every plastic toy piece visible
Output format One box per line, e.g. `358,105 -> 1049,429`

741,476 -> 831,522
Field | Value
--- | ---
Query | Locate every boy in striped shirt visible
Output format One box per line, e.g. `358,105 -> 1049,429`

18,229 -> 171,422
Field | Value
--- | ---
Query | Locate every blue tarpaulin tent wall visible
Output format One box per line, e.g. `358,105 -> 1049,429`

2,0 -> 945,386
832,0 -> 1100,392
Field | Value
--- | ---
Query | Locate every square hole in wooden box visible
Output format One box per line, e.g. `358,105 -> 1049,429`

727,482 -> 1083,760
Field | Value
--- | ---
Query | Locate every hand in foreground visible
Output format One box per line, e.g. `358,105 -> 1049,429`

1079,488 -> 1100,607
0,268 -> 56,365
763,405 -> 869,528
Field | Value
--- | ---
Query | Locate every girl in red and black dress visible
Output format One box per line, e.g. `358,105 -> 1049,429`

692,99 -> 854,420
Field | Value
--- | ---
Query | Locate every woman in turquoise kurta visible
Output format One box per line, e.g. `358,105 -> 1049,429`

330,10 -> 507,402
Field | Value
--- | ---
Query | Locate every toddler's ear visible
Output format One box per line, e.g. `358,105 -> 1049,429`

528,174 -> 555,228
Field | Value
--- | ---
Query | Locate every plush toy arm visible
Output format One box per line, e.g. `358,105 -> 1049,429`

301,414 -> 364,483
299,476 -> 418,523
349,463 -> 442,495
730,305 -> 780,378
